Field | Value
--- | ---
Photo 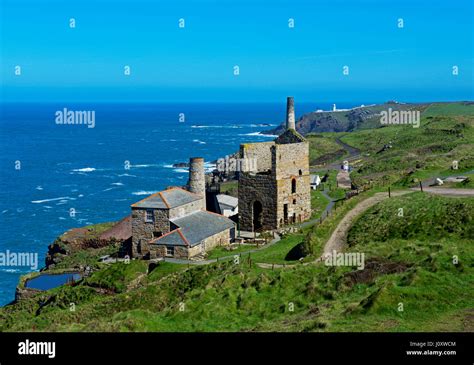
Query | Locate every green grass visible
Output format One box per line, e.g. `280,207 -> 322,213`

52,244 -> 121,270
250,234 -> 305,264
2,191 -> 472,332
206,244 -> 257,259
1,104 -> 473,333
310,190 -> 330,219
318,169 -> 347,200
339,114 -> 474,188
347,192 -> 474,245
423,102 -> 474,117
307,133 -> 347,166
84,260 -> 148,293
220,180 -> 238,197
455,175 -> 474,188
147,262 -> 187,282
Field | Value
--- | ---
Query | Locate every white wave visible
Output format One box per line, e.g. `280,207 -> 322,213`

193,139 -> 206,144
132,191 -> 158,196
59,217 -> 66,220
130,164 -> 159,168
43,206 -> 52,209
118,173 -> 137,177
31,197 -> 70,204
163,164 -> 174,168
72,167 -> 96,172
2,209 -> 8,214
78,194 -> 84,198
240,132 -> 278,137
0,268 -> 21,273
191,125 -> 241,129
111,182 -> 124,186
102,187 -> 115,192
35,186 -> 43,190
250,124 -> 275,127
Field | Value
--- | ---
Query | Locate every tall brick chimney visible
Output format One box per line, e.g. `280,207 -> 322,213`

188,157 -> 206,207
286,96 -> 296,130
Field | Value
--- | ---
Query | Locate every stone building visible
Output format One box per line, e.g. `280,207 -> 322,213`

238,97 -> 311,231
131,157 -> 235,259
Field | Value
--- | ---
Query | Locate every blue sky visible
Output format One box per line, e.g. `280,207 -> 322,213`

1,0 -> 473,102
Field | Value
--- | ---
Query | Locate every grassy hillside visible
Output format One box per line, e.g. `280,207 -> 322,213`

1,193 -> 472,332
267,102 -> 429,135
307,133 -> 348,165
340,113 -> 474,188
1,102 -> 472,333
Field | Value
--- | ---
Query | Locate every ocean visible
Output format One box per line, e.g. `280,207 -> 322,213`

0,101 -> 359,305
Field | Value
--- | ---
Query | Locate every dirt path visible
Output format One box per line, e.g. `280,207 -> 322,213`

257,187 -> 473,269
257,190 -> 411,269
320,190 -> 411,258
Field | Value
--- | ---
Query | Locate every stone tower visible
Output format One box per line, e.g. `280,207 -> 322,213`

238,97 -> 311,232
187,157 -> 206,208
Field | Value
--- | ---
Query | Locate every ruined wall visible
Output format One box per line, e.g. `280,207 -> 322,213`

274,142 -> 312,226
131,208 -> 170,257
240,141 -> 275,173
238,172 -> 277,231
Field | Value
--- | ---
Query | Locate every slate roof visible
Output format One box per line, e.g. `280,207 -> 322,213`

131,187 -> 202,209
216,194 -> 238,209
150,211 -> 235,247
274,128 -> 306,144
310,174 -> 321,185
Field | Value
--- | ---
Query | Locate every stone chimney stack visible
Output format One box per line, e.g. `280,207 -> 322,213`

286,96 -> 296,130
188,157 -> 206,207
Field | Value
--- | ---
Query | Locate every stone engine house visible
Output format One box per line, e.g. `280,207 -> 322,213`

238,97 -> 311,231
131,157 -> 235,259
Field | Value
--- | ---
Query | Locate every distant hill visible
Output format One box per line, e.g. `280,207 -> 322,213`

264,102 -> 435,135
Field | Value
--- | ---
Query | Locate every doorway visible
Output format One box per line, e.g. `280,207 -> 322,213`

253,201 -> 263,231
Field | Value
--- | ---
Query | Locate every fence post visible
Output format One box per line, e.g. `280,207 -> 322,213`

388,186 -> 391,198
419,181 -> 423,192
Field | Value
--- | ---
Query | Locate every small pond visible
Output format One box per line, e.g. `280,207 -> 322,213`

25,272 -> 82,291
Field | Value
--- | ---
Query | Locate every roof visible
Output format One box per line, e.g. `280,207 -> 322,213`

274,128 -> 306,144
149,229 -> 189,246
150,211 -> 235,247
131,187 -> 202,209
99,215 -> 132,241
310,175 -> 321,184
216,194 -> 238,209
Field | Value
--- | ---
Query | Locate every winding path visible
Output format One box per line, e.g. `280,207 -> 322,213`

257,187 -> 474,269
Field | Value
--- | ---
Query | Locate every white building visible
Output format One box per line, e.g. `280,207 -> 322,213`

310,174 -> 321,190
216,194 -> 238,217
